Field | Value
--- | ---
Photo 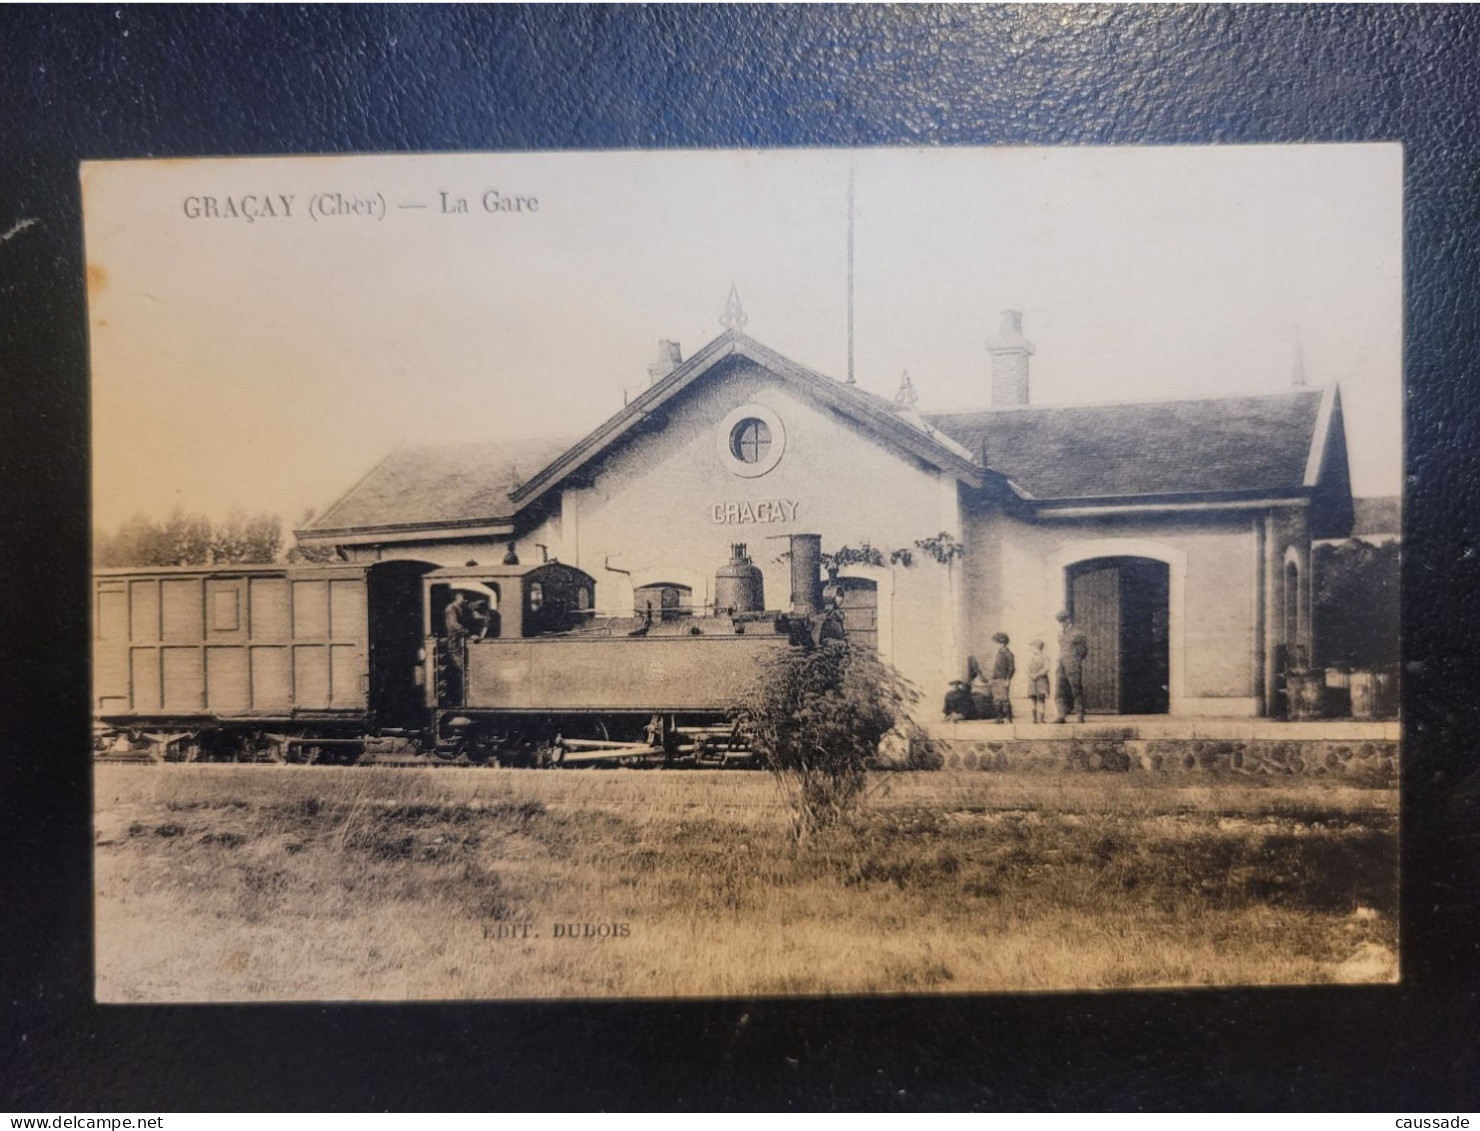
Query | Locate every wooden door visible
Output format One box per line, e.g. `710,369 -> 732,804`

1069,563 -> 1121,713
835,578 -> 878,651
1067,557 -> 1170,715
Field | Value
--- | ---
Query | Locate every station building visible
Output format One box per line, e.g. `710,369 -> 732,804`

297,310 -> 1355,719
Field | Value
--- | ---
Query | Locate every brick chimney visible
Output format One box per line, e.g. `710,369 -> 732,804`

648,339 -> 683,385
986,310 -> 1034,406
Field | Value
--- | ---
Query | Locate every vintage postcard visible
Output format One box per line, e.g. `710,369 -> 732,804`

85,146 -> 1401,1001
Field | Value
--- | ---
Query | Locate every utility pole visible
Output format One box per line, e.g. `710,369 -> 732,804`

846,167 -> 856,385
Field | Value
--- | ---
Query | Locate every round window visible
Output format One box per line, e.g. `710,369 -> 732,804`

729,418 -> 772,464
717,403 -> 786,477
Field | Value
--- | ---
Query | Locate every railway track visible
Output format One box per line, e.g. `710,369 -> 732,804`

92,728 -> 757,769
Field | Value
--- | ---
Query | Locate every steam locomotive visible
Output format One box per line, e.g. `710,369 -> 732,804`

92,534 -> 843,766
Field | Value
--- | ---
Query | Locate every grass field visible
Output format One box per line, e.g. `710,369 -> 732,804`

94,764 -> 1398,1001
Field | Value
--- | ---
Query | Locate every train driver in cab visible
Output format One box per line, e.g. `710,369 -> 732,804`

444,589 -> 473,642
439,589 -> 475,706
471,596 -> 500,640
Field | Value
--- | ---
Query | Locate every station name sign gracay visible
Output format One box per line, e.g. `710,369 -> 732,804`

181,188 -> 540,223
711,499 -> 801,525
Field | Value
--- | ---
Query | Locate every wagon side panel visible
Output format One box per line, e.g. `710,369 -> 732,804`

288,576 -> 369,710
94,580 -> 130,714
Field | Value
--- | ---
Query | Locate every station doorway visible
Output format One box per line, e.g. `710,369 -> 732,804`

832,577 -> 878,651
1065,556 -> 1170,715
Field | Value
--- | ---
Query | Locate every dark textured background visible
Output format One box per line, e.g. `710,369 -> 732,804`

2,4 -> 1477,1112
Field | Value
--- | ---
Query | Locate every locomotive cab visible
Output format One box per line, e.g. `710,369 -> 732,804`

424,560 -> 597,709
424,560 -> 595,641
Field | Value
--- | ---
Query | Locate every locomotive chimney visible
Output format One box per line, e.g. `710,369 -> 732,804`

647,339 -> 683,385
789,533 -> 823,617
986,309 -> 1034,406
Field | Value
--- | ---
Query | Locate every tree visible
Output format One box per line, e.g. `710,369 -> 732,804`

212,506 -> 282,564
160,508 -> 214,564
94,509 -> 210,566
732,639 -> 924,839
95,512 -> 168,567
93,507 -> 284,566
1314,539 -> 1400,669
286,508 -> 344,563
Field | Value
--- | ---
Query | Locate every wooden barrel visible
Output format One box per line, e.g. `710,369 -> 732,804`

1352,668 -> 1400,720
1287,671 -> 1326,720
1323,667 -> 1352,717
1373,668 -> 1400,718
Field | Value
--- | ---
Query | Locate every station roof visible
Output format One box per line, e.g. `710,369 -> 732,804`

301,436 -> 574,538
927,388 -> 1333,501
507,331 -> 985,510
299,331 -> 1352,543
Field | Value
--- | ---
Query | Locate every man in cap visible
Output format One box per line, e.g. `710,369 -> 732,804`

440,590 -> 474,705
989,631 -> 1015,723
1054,610 -> 1089,724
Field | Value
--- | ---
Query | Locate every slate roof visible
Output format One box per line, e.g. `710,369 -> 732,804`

302,332 -> 1346,541
304,435 -> 576,534
927,389 -> 1327,501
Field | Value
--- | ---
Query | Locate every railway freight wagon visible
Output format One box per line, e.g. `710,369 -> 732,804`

93,559 -> 435,760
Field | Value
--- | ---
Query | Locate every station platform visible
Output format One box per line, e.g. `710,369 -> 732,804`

919,715 -> 1400,777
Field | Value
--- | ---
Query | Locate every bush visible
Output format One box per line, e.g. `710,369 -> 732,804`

733,640 -> 921,839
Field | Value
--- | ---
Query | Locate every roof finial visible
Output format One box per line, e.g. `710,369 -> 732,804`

720,282 -> 749,334
894,369 -> 918,410
1291,326 -> 1307,387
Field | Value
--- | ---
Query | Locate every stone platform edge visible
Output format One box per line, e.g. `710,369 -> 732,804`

925,719 -> 1401,742
917,728 -> 1398,780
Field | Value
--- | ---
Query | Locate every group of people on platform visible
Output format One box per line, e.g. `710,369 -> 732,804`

944,610 -> 1090,725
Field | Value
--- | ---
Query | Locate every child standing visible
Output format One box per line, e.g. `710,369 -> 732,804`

989,632 -> 1015,723
1026,638 -> 1051,723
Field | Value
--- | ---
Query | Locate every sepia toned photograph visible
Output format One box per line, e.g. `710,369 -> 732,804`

85,145 -> 1401,1002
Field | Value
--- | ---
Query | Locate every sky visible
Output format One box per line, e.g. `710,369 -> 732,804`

84,145 -> 1403,532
